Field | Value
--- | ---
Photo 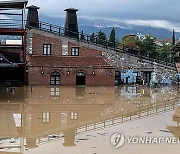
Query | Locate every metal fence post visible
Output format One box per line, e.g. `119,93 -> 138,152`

50,24 -> 52,32
58,27 -> 61,35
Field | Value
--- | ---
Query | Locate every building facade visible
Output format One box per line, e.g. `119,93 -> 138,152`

26,29 -> 115,86
0,2 -> 115,87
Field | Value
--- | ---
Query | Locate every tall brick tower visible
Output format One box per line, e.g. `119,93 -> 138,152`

26,5 -> 40,28
64,8 -> 79,39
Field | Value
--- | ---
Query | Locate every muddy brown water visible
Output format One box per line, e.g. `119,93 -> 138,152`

0,85 -> 179,153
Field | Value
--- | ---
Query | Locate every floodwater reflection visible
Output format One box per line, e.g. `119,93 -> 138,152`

0,85 -> 179,153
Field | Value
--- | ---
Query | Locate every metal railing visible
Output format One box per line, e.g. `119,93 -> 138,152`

37,21 -> 175,67
0,19 -> 24,29
0,52 -> 10,63
0,19 -> 175,67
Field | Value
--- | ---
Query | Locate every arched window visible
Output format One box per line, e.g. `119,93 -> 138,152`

50,72 -> 60,85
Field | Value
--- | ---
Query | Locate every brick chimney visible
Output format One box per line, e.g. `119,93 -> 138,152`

26,5 -> 40,28
64,8 -> 79,39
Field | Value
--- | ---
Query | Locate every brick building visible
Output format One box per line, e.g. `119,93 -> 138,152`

0,2 -> 115,87
26,29 -> 115,86
24,6 -> 115,86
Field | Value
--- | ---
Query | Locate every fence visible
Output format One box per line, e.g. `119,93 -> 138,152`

0,19 -> 175,67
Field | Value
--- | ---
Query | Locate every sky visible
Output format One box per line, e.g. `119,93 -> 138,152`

3,0 -> 180,32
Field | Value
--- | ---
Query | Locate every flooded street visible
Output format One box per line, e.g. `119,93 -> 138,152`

0,85 -> 180,154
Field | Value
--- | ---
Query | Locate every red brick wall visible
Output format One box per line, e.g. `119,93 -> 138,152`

68,42 -> 102,57
86,69 -> 115,86
28,67 -> 115,86
28,30 -> 115,86
31,32 -> 102,57
32,33 -> 62,56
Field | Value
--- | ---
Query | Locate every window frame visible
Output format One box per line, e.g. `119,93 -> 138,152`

50,72 -> 60,85
50,87 -> 60,100
71,47 -> 79,56
70,112 -> 78,120
42,112 -> 50,123
43,44 -> 52,55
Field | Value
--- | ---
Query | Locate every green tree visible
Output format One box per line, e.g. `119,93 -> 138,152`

138,35 -> 157,55
97,30 -> 107,46
80,30 -> 85,41
109,28 -> 116,48
172,29 -> 175,46
157,43 -> 172,62
157,43 -> 169,55
90,33 -> 95,43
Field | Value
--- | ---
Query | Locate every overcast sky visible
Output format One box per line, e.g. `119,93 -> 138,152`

27,0 -> 180,31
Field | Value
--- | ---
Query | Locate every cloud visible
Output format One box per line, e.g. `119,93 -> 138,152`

124,20 -> 180,32
28,0 -> 180,31
79,16 -> 180,32
28,0 -> 180,22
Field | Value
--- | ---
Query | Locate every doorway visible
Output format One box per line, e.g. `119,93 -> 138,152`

143,71 -> 151,84
76,72 -> 85,86
0,67 -> 24,86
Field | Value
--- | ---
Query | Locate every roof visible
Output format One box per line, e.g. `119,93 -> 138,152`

0,0 -> 28,10
64,8 -> 78,12
157,38 -> 172,43
29,56 -> 114,68
26,5 -> 40,9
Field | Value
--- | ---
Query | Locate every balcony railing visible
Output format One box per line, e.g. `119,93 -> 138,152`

0,19 -> 24,29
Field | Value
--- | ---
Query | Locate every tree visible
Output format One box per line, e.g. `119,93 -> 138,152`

90,33 -> 95,43
80,30 -> 85,41
172,29 -> 175,46
138,35 -> 157,55
97,30 -> 107,46
156,43 -> 173,62
109,28 -> 116,48
121,35 -> 139,50
157,43 -> 170,56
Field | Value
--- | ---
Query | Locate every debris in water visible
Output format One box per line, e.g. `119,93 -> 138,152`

159,129 -> 171,133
